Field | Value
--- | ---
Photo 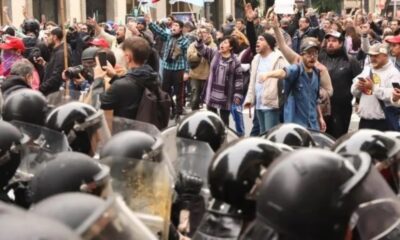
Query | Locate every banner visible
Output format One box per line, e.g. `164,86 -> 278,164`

275,0 -> 295,14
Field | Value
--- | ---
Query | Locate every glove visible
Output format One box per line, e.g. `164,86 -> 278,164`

175,171 -> 203,195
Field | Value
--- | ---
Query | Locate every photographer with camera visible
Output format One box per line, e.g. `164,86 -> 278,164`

100,36 -> 159,120
37,27 -> 71,96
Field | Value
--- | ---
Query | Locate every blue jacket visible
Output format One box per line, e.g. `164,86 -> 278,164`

283,63 -> 320,130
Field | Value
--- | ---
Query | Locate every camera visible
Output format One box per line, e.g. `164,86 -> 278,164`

65,65 -> 84,79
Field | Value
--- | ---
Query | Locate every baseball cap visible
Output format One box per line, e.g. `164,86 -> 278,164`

0,36 -> 25,52
325,30 -> 342,40
300,38 -> 320,53
386,35 -> 400,44
368,43 -> 389,56
89,38 -> 110,49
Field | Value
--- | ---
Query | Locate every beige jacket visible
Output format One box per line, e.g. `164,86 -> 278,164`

244,50 -> 289,109
187,41 -> 217,80
98,29 -> 130,68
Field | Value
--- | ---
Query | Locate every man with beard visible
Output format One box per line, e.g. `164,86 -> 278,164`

87,18 -> 128,68
36,27 -> 71,96
319,31 -> 361,138
351,43 -> 400,131
146,13 -> 190,120
259,38 -> 326,131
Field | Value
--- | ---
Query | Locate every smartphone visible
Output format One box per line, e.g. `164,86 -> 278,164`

98,52 -> 107,68
392,82 -> 400,90
358,77 -> 366,82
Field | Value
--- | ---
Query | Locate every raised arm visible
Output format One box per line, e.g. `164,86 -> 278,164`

271,14 -> 301,64
244,3 -> 258,55
145,14 -> 170,42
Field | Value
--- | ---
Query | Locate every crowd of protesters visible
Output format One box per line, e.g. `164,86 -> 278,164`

2,4 -> 400,138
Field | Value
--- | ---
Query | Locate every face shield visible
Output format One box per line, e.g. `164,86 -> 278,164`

353,198 -> 400,240
308,129 -> 336,149
67,110 -> 111,157
342,154 -> 400,239
99,118 -> 172,239
46,90 -> 89,110
79,163 -> 112,198
76,195 -> 158,240
100,156 -> 172,239
11,120 -> 69,175
161,126 -> 215,188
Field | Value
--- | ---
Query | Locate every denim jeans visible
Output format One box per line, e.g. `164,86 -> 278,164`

256,109 -> 280,135
231,103 -> 245,137
250,108 -> 261,136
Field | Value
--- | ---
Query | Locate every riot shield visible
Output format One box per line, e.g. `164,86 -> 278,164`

100,156 -> 172,240
11,120 -> 70,175
354,198 -> 400,240
46,90 -> 88,109
110,117 -> 161,137
76,194 -> 158,240
161,126 -> 179,178
175,138 -> 215,189
308,129 -> 336,149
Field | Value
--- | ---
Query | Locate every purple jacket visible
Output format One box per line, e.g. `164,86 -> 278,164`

196,42 -> 244,110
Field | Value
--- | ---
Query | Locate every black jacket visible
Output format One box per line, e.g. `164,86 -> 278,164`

100,64 -> 159,119
39,43 -> 71,96
1,75 -> 31,99
318,48 -> 362,106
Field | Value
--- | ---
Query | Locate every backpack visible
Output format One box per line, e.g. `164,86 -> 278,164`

136,85 -> 171,130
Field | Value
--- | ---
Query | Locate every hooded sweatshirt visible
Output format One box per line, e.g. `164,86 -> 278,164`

1,75 -> 31,99
351,61 -> 400,119
100,64 -> 159,119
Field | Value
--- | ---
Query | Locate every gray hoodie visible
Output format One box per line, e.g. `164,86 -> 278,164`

351,61 -> 400,119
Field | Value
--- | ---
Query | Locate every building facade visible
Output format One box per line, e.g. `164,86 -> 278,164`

2,0 -> 243,29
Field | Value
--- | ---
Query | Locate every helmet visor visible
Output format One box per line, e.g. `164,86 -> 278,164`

100,156 -> 172,238
353,198 -> 400,240
11,120 -> 69,175
76,195 -> 158,240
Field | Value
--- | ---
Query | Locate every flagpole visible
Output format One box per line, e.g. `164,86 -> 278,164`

59,0 -> 69,98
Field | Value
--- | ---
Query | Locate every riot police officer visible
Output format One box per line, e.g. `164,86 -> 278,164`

244,149 -> 400,240
192,138 -> 283,239
333,129 -> 400,192
263,123 -> 316,148
28,151 -> 111,204
100,130 -> 173,239
0,121 -> 24,204
2,89 -> 48,126
45,102 -> 111,156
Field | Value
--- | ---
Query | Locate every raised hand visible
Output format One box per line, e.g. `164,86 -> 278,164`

245,3 -> 257,22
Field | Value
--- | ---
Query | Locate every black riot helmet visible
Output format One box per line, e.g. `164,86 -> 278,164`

332,129 -> 400,163
29,152 -> 110,204
263,123 -> 316,148
2,89 -> 48,126
22,19 -> 40,37
0,213 -> 80,240
30,193 -> 158,239
208,138 -> 282,218
177,110 -> 227,152
255,149 -> 373,240
45,102 -> 110,155
0,121 -> 24,188
100,130 -> 162,162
